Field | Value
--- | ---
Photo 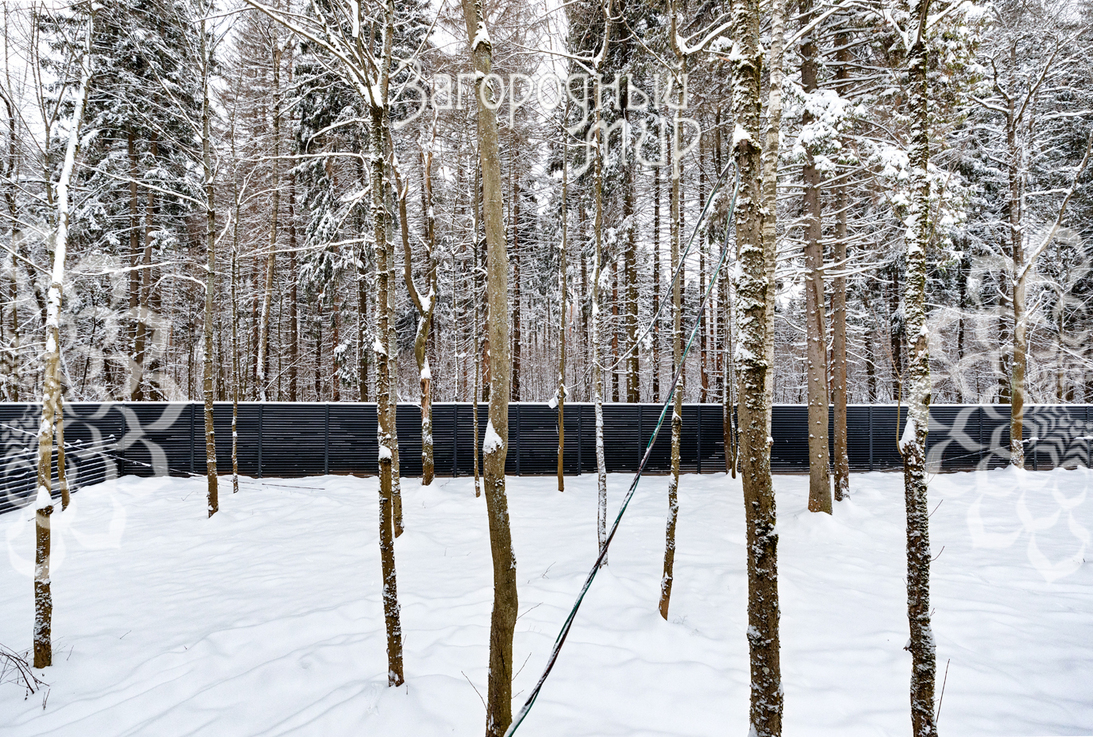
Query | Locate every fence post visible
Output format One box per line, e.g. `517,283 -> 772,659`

697,406 -> 703,474
324,404 -> 330,475
577,407 -> 582,475
189,403 -> 195,475
983,402 -> 992,465
868,405 -> 874,472
513,404 -> 521,476
258,403 -> 263,479
637,405 -> 643,470
452,404 -> 459,477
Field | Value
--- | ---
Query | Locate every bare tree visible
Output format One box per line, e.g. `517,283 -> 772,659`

33,1 -> 93,669
460,2 -> 517,733
244,0 -> 407,686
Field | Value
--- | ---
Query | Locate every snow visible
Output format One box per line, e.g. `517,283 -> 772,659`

732,123 -> 753,149
483,419 -> 504,454
900,414 -> 918,451
2,468 -> 1092,735
34,485 -> 53,511
472,22 -> 491,51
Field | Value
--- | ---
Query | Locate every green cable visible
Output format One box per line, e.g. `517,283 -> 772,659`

504,165 -> 741,737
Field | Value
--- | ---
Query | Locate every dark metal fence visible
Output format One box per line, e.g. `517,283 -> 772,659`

3,402 -> 1093,514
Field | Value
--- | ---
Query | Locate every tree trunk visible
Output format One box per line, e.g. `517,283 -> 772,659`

592,57 -> 609,565
472,161 -> 483,498
1006,101 -> 1026,467
731,0 -> 783,729
127,129 -> 142,401
653,166 -> 661,403
800,0 -> 832,514
512,176 -> 521,402
660,60 -> 686,619
201,16 -> 218,517
831,28 -> 851,501
557,130 -> 568,492
761,0 -> 787,423
34,9 -> 93,668
288,172 -> 299,402
902,13 -> 938,736
462,4 -> 518,733
369,51 -> 404,684
3,91 -> 20,401
624,164 -> 639,402
256,41 -> 282,403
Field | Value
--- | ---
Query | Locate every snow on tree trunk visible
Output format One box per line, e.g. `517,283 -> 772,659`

730,0 -> 782,728
901,10 -> 938,735
461,2 -> 518,733
34,6 -> 93,669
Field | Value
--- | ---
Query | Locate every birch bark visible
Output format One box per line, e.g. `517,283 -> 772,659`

34,7 -> 93,669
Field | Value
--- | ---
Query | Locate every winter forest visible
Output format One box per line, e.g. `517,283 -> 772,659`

1,0 -> 1090,419
2,0 -> 1093,735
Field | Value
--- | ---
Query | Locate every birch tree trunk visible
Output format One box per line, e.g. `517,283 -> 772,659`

34,7 -> 93,669
592,68 -> 608,564
588,2 -> 611,561
461,3 -> 518,733
901,6 -> 938,734
730,0 -> 782,728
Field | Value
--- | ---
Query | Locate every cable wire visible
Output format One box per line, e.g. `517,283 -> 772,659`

504,165 -> 741,737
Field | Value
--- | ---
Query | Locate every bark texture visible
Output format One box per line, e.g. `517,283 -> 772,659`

831,27 -> 851,501
731,0 -> 782,729
201,13 -> 218,517
902,10 -> 938,735
462,3 -> 518,733
33,7 -> 94,669
800,0 -> 832,514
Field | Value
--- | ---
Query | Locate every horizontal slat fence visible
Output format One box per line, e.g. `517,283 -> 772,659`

3,402 -> 1092,514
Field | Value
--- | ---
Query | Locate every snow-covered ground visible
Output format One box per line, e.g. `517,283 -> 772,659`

1,467 -> 1091,736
